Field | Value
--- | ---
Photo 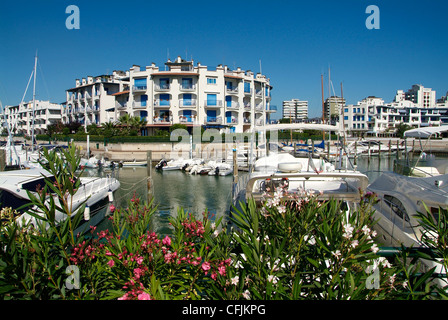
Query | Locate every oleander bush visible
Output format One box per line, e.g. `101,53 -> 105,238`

1,143 -> 447,299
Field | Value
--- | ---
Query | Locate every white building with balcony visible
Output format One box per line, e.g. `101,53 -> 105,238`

282,99 -> 308,121
2,100 -> 62,136
114,56 -> 273,134
342,92 -> 448,137
64,71 -> 129,130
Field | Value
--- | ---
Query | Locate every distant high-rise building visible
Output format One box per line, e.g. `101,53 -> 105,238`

282,99 -> 308,121
403,84 -> 436,108
324,96 -> 346,121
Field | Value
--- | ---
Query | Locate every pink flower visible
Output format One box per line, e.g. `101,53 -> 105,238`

110,204 -> 116,213
138,292 -> 151,300
136,256 -> 144,265
107,259 -> 115,267
162,235 -> 172,246
218,266 -> 226,276
201,261 -> 211,274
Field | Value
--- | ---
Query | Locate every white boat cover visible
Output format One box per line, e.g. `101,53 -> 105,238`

404,126 -> 448,138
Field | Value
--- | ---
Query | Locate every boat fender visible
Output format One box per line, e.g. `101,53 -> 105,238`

108,189 -> 114,202
84,205 -> 90,221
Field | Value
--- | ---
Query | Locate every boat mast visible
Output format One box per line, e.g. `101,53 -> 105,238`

31,52 -> 37,152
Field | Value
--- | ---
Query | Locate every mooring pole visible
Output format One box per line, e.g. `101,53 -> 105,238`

147,151 -> 153,200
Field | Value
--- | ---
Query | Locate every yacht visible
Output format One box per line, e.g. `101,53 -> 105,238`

232,123 -> 369,211
0,167 -> 120,234
367,171 -> 448,287
366,126 -> 448,287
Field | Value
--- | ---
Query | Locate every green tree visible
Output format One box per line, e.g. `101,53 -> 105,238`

396,123 -> 412,138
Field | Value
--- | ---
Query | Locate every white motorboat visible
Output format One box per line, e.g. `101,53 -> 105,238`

161,158 -> 186,171
119,159 -> 147,167
79,155 -> 111,169
232,123 -> 369,211
0,167 -> 120,234
367,171 -> 448,287
208,162 -> 233,176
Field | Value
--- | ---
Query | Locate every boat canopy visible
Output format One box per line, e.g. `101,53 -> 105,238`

404,126 -> 448,138
256,123 -> 341,133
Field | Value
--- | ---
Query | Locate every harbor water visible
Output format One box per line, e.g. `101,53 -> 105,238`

92,153 -> 444,236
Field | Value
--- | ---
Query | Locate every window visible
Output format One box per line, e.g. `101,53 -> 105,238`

134,78 -> 147,90
207,94 -> 217,106
207,77 -> 217,85
159,94 -> 170,106
160,78 -> 170,89
141,95 -> 148,107
384,195 -> 409,222
244,82 -> 251,93
183,94 -> 192,106
226,96 -> 232,107
207,110 -> 217,122
182,78 -> 193,89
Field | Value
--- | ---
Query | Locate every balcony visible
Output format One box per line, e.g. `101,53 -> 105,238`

133,85 -> 147,92
133,101 -> 148,109
226,87 -> 239,95
155,84 -> 170,92
153,118 -> 171,124
205,117 -> 222,125
115,102 -> 127,110
255,89 -> 263,97
154,100 -> 171,108
226,102 -> 240,109
180,99 -> 197,108
226,118 -> 238,125
179,84 -> 196,92
204,100 -> 223,108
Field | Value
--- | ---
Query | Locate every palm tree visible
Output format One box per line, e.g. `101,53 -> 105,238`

101,121 -> 118,137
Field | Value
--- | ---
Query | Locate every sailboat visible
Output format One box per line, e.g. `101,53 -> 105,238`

1,54 -> 42,169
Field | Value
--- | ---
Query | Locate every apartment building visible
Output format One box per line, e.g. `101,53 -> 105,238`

113,56 -> 273,134
403,84 -> 436,108
282,99 -> 308,121
324,96 -> 346,121
2,100 -> 62,136
342,90 -> 448,136
64,71 -> 129,130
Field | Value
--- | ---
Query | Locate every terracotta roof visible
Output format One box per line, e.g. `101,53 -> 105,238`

111,90 -> 130,96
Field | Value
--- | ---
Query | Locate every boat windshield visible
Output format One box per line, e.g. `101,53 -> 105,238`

0,189 -> 32,213
384,195 -> 410,222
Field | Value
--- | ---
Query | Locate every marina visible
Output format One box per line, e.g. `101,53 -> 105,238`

92,138 -> 448,237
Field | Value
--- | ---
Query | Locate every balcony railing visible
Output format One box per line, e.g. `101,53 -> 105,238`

226,87 -> 239,94
226,102 -> 240,109
153,118 -> 172,124
180,99 -> 197,107
133,101 -> 148,109
133,85 -> 147,92
204,100 -> 223,107
154,100 -> 171,107
179,84 -> 196,91
155,84 -> 170,91
205,117 -> 222,124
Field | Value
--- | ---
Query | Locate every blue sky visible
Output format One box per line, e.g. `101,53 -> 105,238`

1,0 -> 447,119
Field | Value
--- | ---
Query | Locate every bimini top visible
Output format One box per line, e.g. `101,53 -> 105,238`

404,126 -> 448,138
256,123 -> 341,133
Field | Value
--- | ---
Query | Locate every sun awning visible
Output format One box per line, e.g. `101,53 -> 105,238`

404,125 -> 448,138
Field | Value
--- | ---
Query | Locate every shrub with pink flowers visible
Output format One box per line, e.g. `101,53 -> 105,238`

1,143 -> 447,300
